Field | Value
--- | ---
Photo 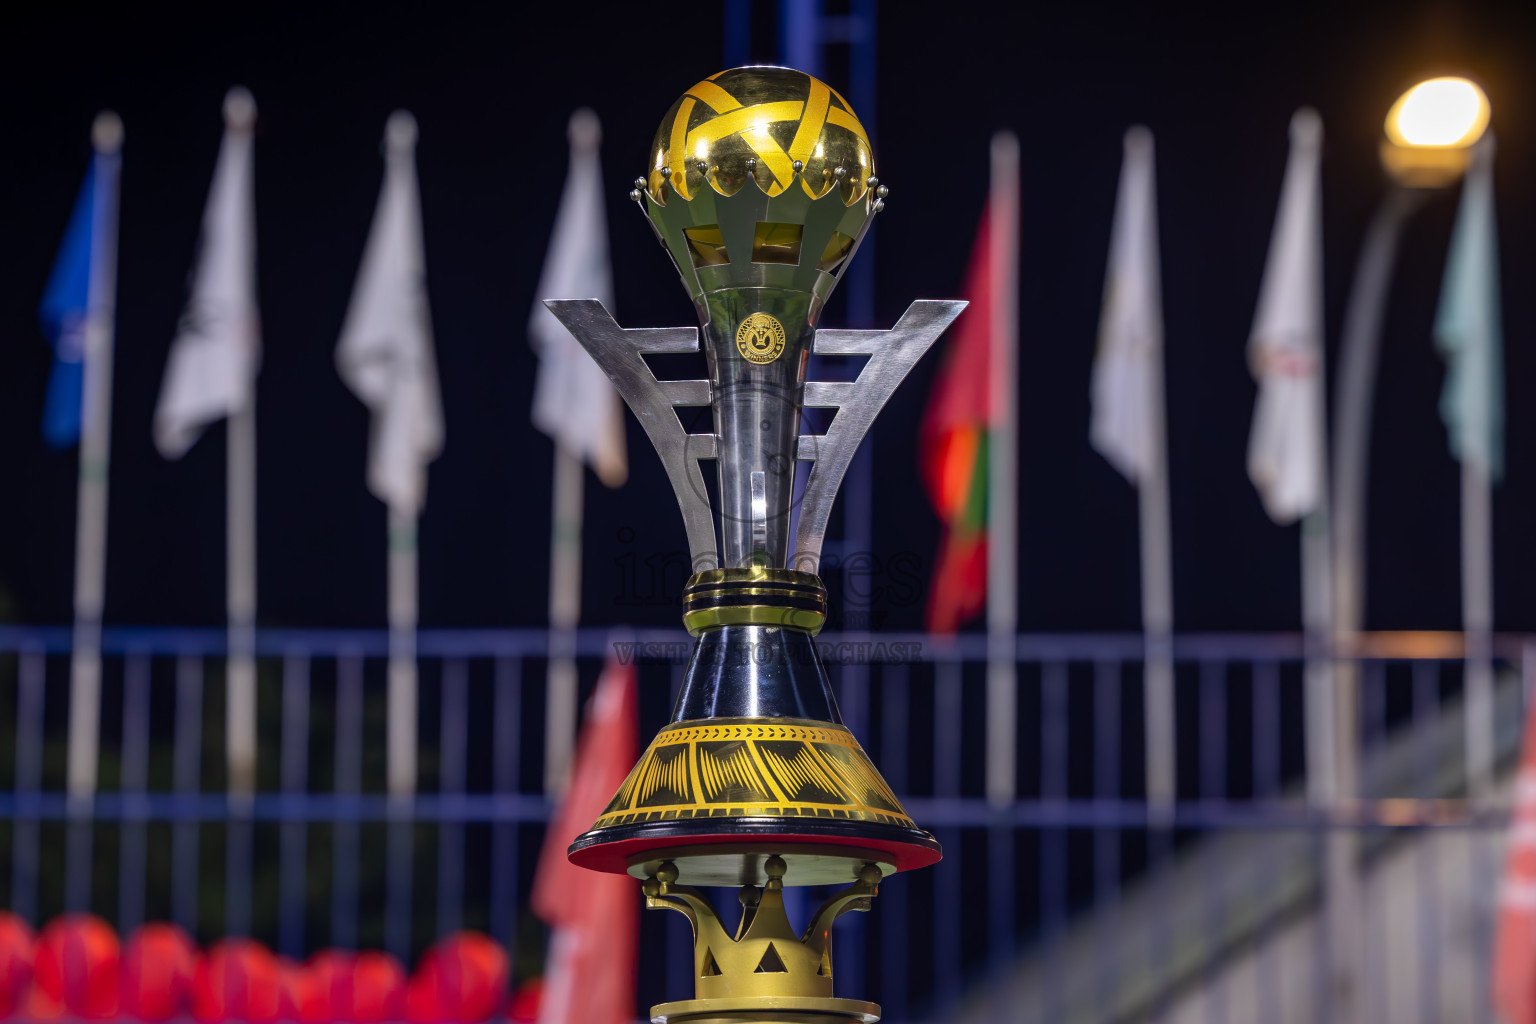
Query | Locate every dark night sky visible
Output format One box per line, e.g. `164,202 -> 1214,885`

1,0 -> 1534,635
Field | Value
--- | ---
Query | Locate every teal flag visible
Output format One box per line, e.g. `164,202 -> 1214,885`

1435,137 -> 1503,480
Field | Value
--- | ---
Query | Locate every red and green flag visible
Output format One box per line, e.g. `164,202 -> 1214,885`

920,209 -> 994,633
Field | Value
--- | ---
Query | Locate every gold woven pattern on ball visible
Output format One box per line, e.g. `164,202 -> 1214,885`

591,718 -> 916,830
648,66 -> 873,204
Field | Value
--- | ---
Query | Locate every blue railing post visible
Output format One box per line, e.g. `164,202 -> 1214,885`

279,651 -> 311,958
488,656 -> 521,955
436,658 -> 469,938
118,652 -> 151,933
11,649 -> 45,925
332,652 -> 363,951
172,654 -> 204,937
1092,658 -> 1122,1021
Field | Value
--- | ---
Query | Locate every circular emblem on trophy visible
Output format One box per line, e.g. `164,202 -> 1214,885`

735,313 -> 787,364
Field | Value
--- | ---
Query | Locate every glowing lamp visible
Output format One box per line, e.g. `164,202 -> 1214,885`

1381,76 -> 1491,186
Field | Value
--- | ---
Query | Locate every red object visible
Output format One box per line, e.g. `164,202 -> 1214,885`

919,207 -> 995,634
0,912 -> 34,1017
299,949 -> 406,1023
506,977 -> 542,1022
192,939 -> 283,1023
529,657 -> 639,1024
277,957 -> 314,1022
404,933 -> 509,1023
351,951 -> 406,1023
28,914 -> 119,1020
566,827 -> 940,876
119,923 -> 198,1021
300,950 -> 351,1023
1495,698 -> 1536,1023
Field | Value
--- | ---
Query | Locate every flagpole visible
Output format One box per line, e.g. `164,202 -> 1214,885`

66,112 -> 123,809
224,89 -> 260,802
63,113 -> 122,911
545,444 -> 584,795
535,108 -> 618,797
985,131 -> 1019,809
225,399 -> 258,935
1299,507 -> 1335,805
386,502 -> 417,958
334,107 -> 439,960
1463,456 -> 1494,796
1139,329 -> 1175,819
1451,135 -> 1499,802
388,504 -> 419,798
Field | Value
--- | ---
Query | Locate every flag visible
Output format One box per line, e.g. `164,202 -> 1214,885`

530,108 -> 626,487
1091,126 -> 1162,483
1494,696 -> 1536,1024
155,88 -> 260,459
336,111 -> 443,514
1435,136 -> 1502,481
920,209 -> 993,634
1247,108 -> 1326,524
531,656 -> 638,1024
39,166 -> 97,448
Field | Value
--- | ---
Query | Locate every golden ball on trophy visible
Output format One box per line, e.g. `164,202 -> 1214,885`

647,66 -> 874,203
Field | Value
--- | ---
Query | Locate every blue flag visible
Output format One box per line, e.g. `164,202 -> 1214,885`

39,165 -> 96,448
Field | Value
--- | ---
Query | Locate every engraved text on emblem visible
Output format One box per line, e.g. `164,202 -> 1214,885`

735,312 -> 787,365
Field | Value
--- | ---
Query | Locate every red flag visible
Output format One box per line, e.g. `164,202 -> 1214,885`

920,208 -> 994,633
532,656 -> 639,1024
1495,697 -> 1536,1024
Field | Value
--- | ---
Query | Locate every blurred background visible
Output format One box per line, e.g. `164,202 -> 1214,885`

1,1 -> 1534,1022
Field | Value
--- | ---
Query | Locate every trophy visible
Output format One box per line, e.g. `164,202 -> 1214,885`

546,65 -> 964,1024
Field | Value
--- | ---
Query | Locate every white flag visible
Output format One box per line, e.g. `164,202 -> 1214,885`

1248,108 -> 1325,524
336,111 -> 443,515
154,87 -> 260,459
1091,126 -> 1163,483
530,108 -> 627,488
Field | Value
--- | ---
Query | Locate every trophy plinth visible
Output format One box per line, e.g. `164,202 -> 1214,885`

546,65 -> 964,1024
643,856 -> 883,1024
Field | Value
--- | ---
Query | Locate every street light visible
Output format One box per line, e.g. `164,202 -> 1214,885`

1380,76 -> 1492,186
1324,73 -> 1489,1024
1333,74 -> 1490,656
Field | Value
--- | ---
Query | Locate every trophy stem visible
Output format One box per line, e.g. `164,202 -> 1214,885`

701,294 -> 812,571
672,625 -> 840,723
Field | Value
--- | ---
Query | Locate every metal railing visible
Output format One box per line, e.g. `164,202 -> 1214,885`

0,626 -> 1525,1023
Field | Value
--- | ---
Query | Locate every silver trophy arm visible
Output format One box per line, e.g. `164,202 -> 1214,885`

542,299 -> 720,572
792,299 -> 968,573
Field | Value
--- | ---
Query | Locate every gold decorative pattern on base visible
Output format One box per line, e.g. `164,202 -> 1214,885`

591,718 -> 915,831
